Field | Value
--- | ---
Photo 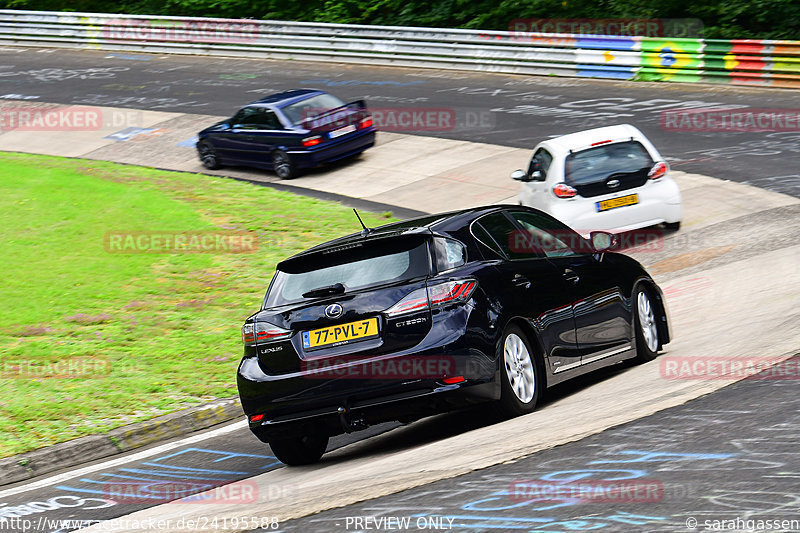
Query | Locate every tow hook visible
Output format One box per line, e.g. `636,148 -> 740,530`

337,406 -> 369,433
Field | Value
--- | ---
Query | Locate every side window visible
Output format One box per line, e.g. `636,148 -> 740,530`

232,108 -> 282,129
475,213 -> 544,260
471,221 -> 505,259
508,210 -> 587,258
527,148 -> 553,180
433,237 -> 467,273
232,107 -> 259,127
257,110 -> 283,130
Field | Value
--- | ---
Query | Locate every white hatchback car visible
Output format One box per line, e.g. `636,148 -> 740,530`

511,124 -> 682,236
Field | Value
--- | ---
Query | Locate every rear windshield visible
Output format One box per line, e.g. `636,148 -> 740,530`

565,141 -> 653,186
281,93 -> 345,125
264,236 -> 429,307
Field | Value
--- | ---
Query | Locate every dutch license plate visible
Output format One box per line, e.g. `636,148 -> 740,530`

329,124 -> 356,138
302,317 -> 379,350
596,194 -> 639,212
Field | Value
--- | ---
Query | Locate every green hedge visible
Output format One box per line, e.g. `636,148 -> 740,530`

2,0 -> 799,39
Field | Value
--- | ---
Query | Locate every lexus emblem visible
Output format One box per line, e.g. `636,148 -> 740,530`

325,304 -> 343,319
607,179 -> 621,189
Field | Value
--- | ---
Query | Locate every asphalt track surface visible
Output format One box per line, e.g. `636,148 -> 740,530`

1,48 -> 799,197
274,354 -> 800,533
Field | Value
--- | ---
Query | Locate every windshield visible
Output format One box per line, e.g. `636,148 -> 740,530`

565,141 -> 654,186
264,237 -> 430,307
281,93 -> 346,125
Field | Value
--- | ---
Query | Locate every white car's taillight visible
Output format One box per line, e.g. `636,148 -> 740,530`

553,183 -> 578,198
384,280 -> 477,318
242,322 -> 291,346
648,161 -> 668,180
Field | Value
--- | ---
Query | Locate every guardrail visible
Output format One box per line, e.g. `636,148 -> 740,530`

1,10 -> 799,88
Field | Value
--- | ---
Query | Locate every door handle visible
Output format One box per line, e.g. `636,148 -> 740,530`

513,274 -> 532,289
562,268 -> 580,284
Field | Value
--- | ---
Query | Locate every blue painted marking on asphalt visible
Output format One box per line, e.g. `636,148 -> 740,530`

462,492 -> 575,512
588,450 -> 736,464
151,447 -> 279,468
105,54 -> 153,61
104,127 -> 155,142
177,136 -> 197,147
538,469 -> 648,481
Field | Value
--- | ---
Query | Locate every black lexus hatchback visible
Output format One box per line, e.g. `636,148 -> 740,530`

237,205 -> 671,465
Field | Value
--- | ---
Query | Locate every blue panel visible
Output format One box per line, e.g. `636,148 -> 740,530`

577,37 -> 637,51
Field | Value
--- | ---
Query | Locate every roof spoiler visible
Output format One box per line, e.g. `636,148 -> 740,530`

299,100 -> 368,130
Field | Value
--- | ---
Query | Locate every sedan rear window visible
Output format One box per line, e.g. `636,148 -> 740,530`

265,236 -> 429,307
565,141 -> 653,186
281,94 -> 346,125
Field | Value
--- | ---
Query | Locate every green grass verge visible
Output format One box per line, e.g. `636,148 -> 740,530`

0,152 -> 395,457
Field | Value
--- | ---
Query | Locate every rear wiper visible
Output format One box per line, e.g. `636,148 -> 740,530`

302,283 -> 346,299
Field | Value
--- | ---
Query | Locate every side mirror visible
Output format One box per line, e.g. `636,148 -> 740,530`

590,231 -> 617,253
511,169 -> 531,182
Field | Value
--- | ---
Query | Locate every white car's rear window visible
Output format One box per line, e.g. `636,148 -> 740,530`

565,141 -> 653,185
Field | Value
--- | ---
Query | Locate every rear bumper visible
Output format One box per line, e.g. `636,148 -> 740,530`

548,177 -> 682,236
288,129 -> 376,168
238,345 -> 497,441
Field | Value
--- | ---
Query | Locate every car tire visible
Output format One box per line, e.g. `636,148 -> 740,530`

632,286 -> 660,364
197,141 -> 222,170
495,325 -> 542,417
664,221 -> 681,231
268,434 -> 328,466
272,150 -> 298,180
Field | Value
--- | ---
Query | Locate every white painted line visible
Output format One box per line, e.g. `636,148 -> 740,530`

0,420 -> 248,499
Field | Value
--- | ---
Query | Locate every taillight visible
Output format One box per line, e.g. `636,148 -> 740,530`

648,162 -> 667,180
242,321 -> 291,346
428,280 -> 477,306
359,116 -> 373,129
302,135 -> 322,147
384,280 -> 477,318
553,183 -> 578,198
248,414 -> 265,423
384,287 -> 429,317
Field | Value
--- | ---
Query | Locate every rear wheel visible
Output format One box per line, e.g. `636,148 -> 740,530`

496,325 -> 542,417
664,221 -> 681,231
632,286 -> 660,363
197,141 -> 222,170
272,150 -> 298,179
268,434 -> 328,466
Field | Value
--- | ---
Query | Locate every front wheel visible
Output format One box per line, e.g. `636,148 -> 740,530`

664,221 -> 681,231
632,286 -> 660,363
197,141 -> 222,170
271,150 -> 298,179
496,325 -> 542,417
268,434 -> 328,466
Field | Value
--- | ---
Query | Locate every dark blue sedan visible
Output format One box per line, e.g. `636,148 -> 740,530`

196,89 -> 376,179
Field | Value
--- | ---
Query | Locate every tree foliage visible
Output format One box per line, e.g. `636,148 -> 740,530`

2,0 -> 799,39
